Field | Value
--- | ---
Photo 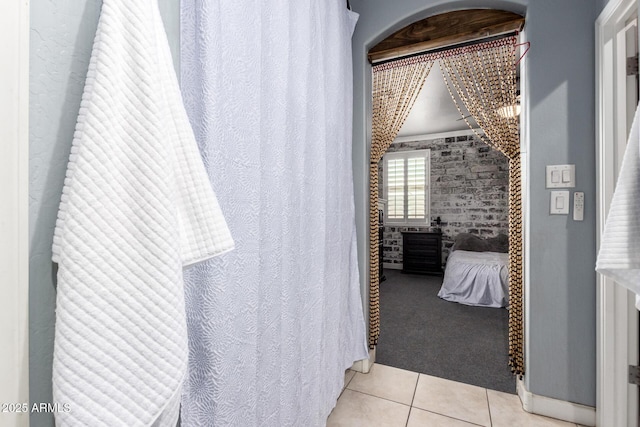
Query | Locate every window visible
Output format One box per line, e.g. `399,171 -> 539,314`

383,149 -> 430,225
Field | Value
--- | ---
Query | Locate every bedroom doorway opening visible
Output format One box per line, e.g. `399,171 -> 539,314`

366,9 -> 527,393
376,112 -> 513,394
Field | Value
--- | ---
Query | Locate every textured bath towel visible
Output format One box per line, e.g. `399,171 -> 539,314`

596,103 -> 640,307
51,0 -> 234,425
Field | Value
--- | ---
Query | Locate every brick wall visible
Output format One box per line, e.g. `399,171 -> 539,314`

379,132 -> 509,267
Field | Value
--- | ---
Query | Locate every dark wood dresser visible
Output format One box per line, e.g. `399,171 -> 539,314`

401,231 -> 443,275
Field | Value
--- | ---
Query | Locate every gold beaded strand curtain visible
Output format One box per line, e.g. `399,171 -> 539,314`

369,59 -> 433,348
439,36 -> 525,375
368,35 -> 525,376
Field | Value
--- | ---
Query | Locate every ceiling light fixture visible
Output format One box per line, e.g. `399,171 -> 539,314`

496,103 -> 521,118
496,94 -> 521,118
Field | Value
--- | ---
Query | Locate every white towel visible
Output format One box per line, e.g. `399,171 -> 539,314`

51,0 -> 234,425
596,103 -> 640,308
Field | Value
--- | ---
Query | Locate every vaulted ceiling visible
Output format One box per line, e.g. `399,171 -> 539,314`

371,9 -> 525,138
396,65 -> 471,137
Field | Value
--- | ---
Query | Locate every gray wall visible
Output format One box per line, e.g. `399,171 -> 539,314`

351,0 -> 598,407
525,1 -> 597,407
29,1 -> 180,425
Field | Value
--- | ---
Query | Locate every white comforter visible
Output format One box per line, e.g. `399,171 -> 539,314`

438,250 -> 509,308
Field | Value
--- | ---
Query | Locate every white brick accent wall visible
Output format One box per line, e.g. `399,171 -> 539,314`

380,133 -> 509,267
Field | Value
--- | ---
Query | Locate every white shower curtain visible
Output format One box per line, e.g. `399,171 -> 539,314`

179,1 -> 368,426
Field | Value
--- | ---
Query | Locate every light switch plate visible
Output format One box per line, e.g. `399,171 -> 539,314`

550,190 -> 570,214
546,165 -> 576,188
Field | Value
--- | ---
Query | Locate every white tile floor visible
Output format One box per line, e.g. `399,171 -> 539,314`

327,364 -> 583,427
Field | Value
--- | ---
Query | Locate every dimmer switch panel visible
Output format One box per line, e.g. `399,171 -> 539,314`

546,165 -> 576,188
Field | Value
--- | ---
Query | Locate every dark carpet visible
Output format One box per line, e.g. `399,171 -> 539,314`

376,269 -> 516,394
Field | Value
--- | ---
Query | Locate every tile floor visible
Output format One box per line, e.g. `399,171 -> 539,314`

327,364 -> 587,427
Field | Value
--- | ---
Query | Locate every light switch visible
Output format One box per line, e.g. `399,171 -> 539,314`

546,165 -> 576,188
550,190 -> 570,214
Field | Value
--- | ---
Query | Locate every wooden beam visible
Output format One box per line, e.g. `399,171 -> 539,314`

368,9 -> 525,63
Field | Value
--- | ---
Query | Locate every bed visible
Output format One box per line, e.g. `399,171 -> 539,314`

437,233 -> 509,308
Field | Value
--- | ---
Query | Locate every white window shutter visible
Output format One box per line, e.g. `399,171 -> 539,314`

383,149 -> 430,225
387,158 -> 405,220
407,156 -> 426,220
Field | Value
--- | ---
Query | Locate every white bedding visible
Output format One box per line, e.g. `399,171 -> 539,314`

438,250 -> 509,308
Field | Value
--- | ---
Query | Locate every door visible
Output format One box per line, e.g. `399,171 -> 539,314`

0,1 -> 30,426
623,14 -> 640,425
621,12 -> 639,425
596,1 -> 639,426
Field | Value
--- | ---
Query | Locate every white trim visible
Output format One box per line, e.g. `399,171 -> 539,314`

519,28 -> 531,391
0,1 -> 29,426
350,348 -> 376,374
392,128 -> 483,144
596,1 -> 639,426
517,378 -> 596,426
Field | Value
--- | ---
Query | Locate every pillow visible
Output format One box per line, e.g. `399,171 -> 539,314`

451,233 -> 489,252
486,233 -> 509,253
451,233 -> 509,253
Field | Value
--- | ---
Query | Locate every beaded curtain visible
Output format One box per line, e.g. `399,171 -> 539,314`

369,59 -> 433,349
369,36 -> 525,375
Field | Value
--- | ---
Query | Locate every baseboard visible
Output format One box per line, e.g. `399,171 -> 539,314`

350,347 -> 376,374
383,263 -> 402,270
517,377 -> 595,426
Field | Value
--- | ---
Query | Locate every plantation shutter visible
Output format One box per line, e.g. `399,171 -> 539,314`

386,158 -> 405,221
407,156 -> 426,220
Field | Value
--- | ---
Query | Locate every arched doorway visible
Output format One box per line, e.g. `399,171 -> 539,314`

366,9 -> 527,383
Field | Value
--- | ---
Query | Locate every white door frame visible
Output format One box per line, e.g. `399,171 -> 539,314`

0,1 -> 30,426
596,0 -> 639,426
